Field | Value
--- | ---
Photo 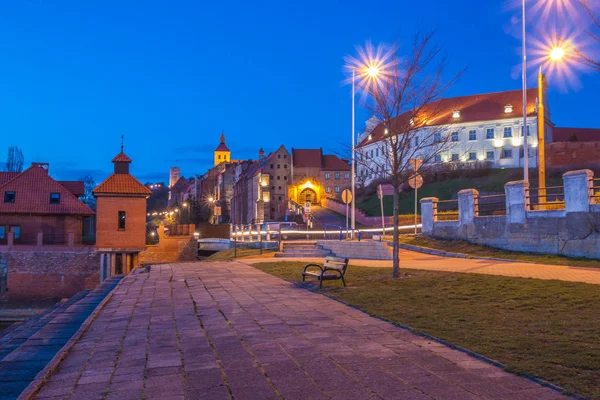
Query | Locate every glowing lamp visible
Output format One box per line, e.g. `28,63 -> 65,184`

550,47 -> 565,61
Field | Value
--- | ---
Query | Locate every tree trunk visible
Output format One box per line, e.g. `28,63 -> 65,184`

392,187 -> 400,278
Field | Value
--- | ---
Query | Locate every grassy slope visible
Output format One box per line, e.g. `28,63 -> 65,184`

252,262 -> 600,399
399,235 -> 600,269
357,168 -> 561,216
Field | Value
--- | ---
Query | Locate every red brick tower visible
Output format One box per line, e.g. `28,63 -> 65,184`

93,140 -> 151,279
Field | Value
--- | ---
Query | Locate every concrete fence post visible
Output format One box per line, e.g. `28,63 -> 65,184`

458,189 -> 479,226
68,233 -> 75,248
505,180 -> 529,224
37,232 -> 43,247
563,169 -> 593,213
7,232 -> 14,249
420,197 -> 438,235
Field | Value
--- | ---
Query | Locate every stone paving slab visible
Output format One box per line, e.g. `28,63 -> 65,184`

33,262 -> 570,399
242,247 -> 600,285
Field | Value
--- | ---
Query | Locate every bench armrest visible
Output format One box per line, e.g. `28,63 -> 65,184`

302,264 -> 323,274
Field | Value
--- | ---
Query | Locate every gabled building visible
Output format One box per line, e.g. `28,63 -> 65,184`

0,163 -> 94,246
93,148 -> 152,279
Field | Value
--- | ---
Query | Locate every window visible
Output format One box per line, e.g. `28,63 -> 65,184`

270,164 -> 274,169
118,211 -> 126,230
0,226 -> 5,239
284,164 -> 287,168
277,176 -> 280,180
486,128 -> 495,139
325,186 -> 331,193
218,155 -> 221,160
451,153 -> 459,161
344,173 -> 350,179
284,154 -> 287,158
451,132 -> 459,142
9,225 -> 20,240
4,191 -> 15,203
469,152 -> 477,161
278,196 -> 282,200
284,176 -> 287,180
370,150 -> 374,158
415,137 -> 420,147
434,155 -> 442,162
502,149 -> 513,159
434,133 -> 442,143
277,164 -> 280,169
335,186 -> 340,193
503,127 -> 512,138
49,193 -> 60,204
486,151 -> 495,160
469,130 -> 477,141
277,154 -> 281,159
278,186 -> 281,190
325,173 -> 330,179
335,173 -> 340,180
521,126 -> 531,136
376,148 -> 379,157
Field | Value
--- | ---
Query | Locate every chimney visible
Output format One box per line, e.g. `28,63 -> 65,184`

258,148 -> 265,159
31,162 -> 49,173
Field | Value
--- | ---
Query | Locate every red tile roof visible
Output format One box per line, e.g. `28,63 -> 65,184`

93,173 -> 152,196
58,181 -> 85,197
553,127 -> 600,142
357,88 -> 538,148
112,152 -> 132,163
0,165 -> 94,215
0,172 -> 19,186
321,155 -> 350,171
292,149 -> 322,168
215,143 -> 230,152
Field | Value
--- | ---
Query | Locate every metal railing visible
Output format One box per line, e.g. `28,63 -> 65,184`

436,199 -> 459,221
592,179 -> 600,205
478,194 -> 506,216
528,186 -> 565,210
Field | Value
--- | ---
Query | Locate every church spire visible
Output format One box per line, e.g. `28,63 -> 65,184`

120,134 -> 124,153
220,131 -> 225,144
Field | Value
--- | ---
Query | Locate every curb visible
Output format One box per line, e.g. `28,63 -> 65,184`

303,284 -> 585,400
18,276 -> 127,400
396,242 -> 523,263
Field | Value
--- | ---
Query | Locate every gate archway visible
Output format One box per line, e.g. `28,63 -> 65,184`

300,188 -> 317,204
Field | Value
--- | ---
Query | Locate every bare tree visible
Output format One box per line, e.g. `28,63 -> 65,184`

577,0 -> 600,70
5,146 -> 24,172
79,175 -> 97,211
350,31 -> 463,278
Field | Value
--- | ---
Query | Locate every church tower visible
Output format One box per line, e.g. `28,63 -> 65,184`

214,131 -> 231,166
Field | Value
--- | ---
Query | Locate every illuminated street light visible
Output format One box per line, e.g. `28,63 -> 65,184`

183,202 -> 188,207
208,197 -> 214,203
550,46 -> 565,61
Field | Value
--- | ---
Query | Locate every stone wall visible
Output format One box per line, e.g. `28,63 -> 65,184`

139,224 -> 197,264
546,142 -> 600,169
316,240 -> 392,260
321,198 -> 419,227
421,169 -> 600,259
0,248 -> 99,301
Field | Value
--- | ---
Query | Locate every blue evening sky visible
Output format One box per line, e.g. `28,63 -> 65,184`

0,0 -> 598,183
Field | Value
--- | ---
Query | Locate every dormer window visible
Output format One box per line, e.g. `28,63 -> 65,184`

410,118 -> 414,126
452,110 -> 460,119
504,104 -> 513,113
384,128 -> 389,135
3,191 -> 15,203
368,134 -> 372,141
49,193 -> 60,204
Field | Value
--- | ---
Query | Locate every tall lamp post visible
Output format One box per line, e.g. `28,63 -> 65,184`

522,0 -> 529,183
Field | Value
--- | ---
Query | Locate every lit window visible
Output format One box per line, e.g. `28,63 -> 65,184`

486,151 -> 495,160
503,127 -> 512,138
4,191 -> 15,203
335,186 -> 340,193
451,153 -> 459,161
335,173 -> 340,180
49,193 -> 60,204
344,173 -> 350,179
325,173 -> 330,179
469,152 -> 477,161
9,225 -> 20,240
452,110 -> 461,119
486,128 -> 495,139
325,186 -> 331,193
451,132 -> 459,142
504,104 -> 513,113
368,134 -> 372,141
468,130 -> 477,141
118,211 -> 126,230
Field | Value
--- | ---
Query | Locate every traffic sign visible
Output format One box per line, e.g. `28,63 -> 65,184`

341,189 -> 352,204
409,158 -> 423,171
304,202 -> 311,214
408,173 -> 423,189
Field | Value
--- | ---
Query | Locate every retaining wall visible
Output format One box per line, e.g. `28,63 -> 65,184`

317,240 -> 392,260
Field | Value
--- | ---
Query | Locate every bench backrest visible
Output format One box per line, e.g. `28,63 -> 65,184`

323,256 -> 349,273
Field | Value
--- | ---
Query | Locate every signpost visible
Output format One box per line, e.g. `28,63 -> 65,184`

341,189 -> 352,238
409,159 -> 424,234
377,184 -> 385,238
304,202 -> 311,239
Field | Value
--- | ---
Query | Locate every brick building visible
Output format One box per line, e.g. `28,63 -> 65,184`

288,148 -> 351,204
0,163 -> 94,246
93,148 -> 152,279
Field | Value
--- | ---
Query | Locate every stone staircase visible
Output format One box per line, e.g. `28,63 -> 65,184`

275,242 -> 334,258
0,276 -> 122,400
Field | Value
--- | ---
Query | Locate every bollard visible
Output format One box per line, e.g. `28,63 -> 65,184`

357,230 -> 361,242
339,228 -> 343,241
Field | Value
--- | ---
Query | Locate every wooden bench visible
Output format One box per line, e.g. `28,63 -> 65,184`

302,256 -> 349,288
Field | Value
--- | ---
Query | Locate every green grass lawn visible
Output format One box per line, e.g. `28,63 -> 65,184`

206,248 -> 276,261
357,168 -> 563,216
252,261 -> 600,399
399,234 -> 600,269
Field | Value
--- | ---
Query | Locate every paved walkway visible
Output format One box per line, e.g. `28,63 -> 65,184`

242,248 -> 600,285
33,262 -> 567,399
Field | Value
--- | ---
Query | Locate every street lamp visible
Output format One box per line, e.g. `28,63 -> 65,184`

521,0 -> 529,183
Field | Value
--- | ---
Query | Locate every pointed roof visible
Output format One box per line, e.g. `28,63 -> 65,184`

0,165 -> 94,215
112,152 -> 132,163
215,131 -> 230,152
93,174 -> 152,197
